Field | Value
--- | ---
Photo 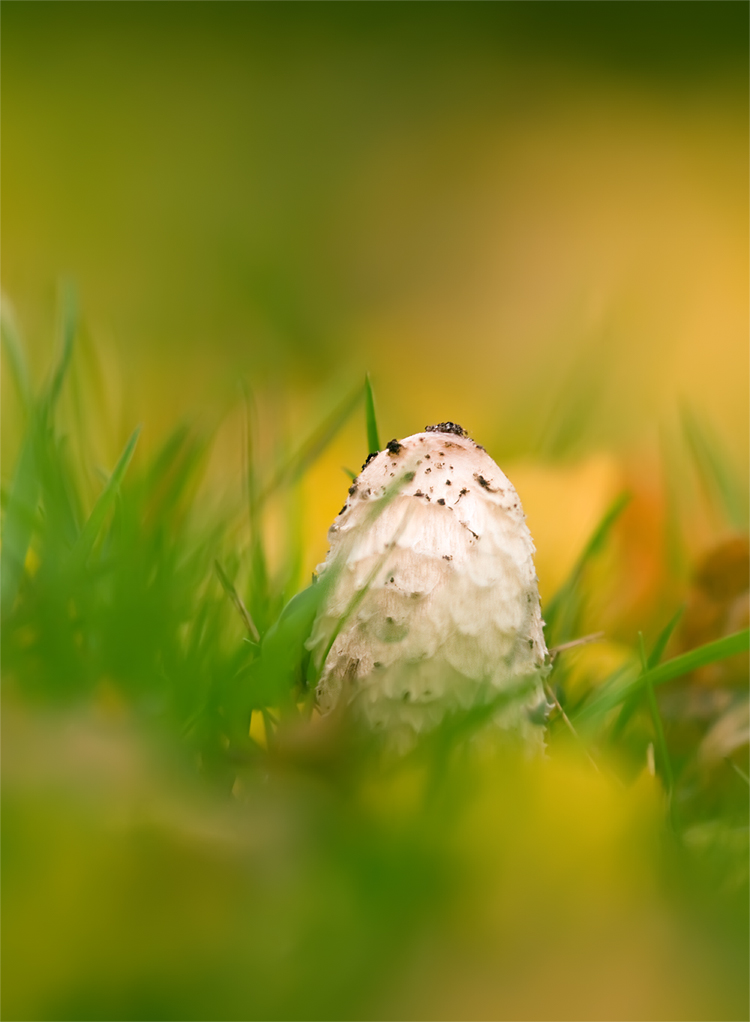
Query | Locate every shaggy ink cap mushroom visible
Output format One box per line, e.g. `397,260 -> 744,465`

307,427 -> 550,748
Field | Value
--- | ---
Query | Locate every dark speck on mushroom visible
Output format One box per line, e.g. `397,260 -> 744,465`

386,439 -> 403,455
437,498 -> 446,505
362,452 -> 378,470
425,422 -> 468,437
348,483 -> 358,496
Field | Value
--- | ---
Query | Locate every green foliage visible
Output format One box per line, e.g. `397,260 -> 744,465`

364,372 -> 381,456
682,403 -> 749,530
575,630 -> 749,726
543,490 -> 632,646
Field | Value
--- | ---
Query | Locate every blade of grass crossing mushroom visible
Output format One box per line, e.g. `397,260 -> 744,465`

364,372 -> 381,456
310,463 -> 422,687
69,426 -> 141,570
638,632 -> 675,818
317,490 -> 417,676
575,628 -> 750,727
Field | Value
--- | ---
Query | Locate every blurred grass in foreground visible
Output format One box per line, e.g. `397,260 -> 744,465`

2,297 -> 748,1021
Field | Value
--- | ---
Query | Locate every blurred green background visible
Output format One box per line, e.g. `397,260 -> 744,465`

2,4 -> 748,1020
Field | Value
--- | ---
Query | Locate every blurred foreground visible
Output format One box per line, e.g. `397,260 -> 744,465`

4,700 -> 747,1021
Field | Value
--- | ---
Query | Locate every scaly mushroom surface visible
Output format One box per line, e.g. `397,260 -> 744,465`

307,423 -> 549,746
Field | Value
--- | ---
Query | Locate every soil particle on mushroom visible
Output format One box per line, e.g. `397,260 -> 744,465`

425,422 -> 469,438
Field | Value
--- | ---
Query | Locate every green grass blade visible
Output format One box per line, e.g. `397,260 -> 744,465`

240,381 -> 260,535
2,285 -> 78,609
146,426 -> 210,522
0,427 -> 39,613
1,298 -> 32,416
610,604 -> 685,739
242,380 -> 269,620
214,559 -> 260,642
257,583 -> 325,705
729,761 -> 750,786
575,628 -> 749,725
639,632 -> 674,805
535,340 -> 608,460
659,426 -> 689,580
647,604 -> 685,669
681,404 -> 748,530
544,490 -> 631,642
641,628 -> 748,690
364,373 -> 381,455
42,282 -> 77,417
260,381 -> 364,503
145,423 -> 191,490
70,425 -> 141,568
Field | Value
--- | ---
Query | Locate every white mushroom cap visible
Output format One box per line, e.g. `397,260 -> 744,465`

307,423 -> 549,746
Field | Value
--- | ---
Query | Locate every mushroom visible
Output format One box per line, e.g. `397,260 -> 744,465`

307,423 -> 549,747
